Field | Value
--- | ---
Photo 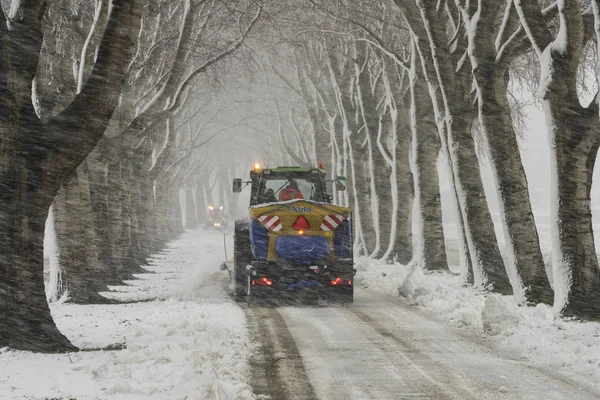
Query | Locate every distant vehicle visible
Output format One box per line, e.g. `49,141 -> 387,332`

231,163 -> 354,304
206,205 -> 227,229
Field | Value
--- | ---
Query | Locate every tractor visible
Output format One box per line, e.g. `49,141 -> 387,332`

231,163 -> 354,304
206,205 -> 227,230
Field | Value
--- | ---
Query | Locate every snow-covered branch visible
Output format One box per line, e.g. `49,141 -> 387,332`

164,5 -> 262,114
273,101 -> 306,166
48,0 -> 143,163
270,65 -> 303,98
76,0 -> 109,94
513,0 -> 553,56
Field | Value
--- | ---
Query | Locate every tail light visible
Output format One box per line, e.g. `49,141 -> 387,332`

331,277 -> 352,286
252,277 -> 273,286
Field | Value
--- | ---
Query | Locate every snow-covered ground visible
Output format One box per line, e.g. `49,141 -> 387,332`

1,229 -> 255,400
356,257 -> 600,392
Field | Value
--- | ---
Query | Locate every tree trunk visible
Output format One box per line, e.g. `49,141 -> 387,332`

448,112 -> 512,293
413,125 -> 446,271
389,110 -> 414,264
170,189 -> 185,237
350,138 -> 377,255
106,156 -> 136,283
409,63 -> 447,270
0,0 -> 142,352
370,117 -> 394,259
477,67 -> 552,303
184,183 -> 197,229
547,96 -> 600,316
295,52 -> 329,166
356,64 -> 389,257
155,175 -> 184,242
136,175 -> 156,265
206,177 -> 216,210
127,162 -> 144,269
143,176 -> 158,257
154,176 -> 170,243
195,178 -> 208,225
0,188 -> 77,352
404,1 -> 506,290
344,77 -> 375,253
54,162 -> 111,304
87,147 -> 113,280
111,154 -> 147,277
405,32 -> 474,281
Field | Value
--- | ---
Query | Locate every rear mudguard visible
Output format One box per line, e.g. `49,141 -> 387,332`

247,260 -> 355,295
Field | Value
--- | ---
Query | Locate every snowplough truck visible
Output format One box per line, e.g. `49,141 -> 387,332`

231,163 -> 354,304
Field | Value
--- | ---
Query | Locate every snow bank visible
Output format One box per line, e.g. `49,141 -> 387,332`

356,257 -> 485,330
481,294 -> 519,334
2,229 -> 255,399
357,256 -> 600,390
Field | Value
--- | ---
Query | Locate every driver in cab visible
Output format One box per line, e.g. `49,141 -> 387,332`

279,180 -> 304,201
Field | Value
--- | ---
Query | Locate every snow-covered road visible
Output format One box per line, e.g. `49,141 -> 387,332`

5,229 -> 600,399
248,290 -> 600,400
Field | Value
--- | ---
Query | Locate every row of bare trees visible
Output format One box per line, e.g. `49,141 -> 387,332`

4,0 -> 600,353
258,0 -> 600,317
0,0 -> 265,352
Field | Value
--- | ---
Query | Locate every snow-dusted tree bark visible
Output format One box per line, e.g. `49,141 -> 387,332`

408,48 -> 447,271
348,73 -> 377,253
325,52 -> 351,208
103,142 -> 134,283
516,0 -> 600,315
53,158 -> 112,304
154,173 -> 184,242
184,183 -> 197,229
44,0 -> 114,302
457,0 -> 553,304
355,49 -> 394,258
195,175 -> 208,224
395,0 -> 511,293
0,0 -> 143,352
296,49 -> 330,166
381,58 -> 414,264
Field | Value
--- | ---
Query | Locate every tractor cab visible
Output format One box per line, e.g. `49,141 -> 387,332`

233,164 -> 346,206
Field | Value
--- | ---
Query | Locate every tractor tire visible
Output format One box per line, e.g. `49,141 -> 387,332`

338,286 -> 354,304
233,220 -> 252,301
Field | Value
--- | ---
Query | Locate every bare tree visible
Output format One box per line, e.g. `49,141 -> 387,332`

455,0 -> 554,304
392,0 -> 512,293
516,0 -> 600,315
0,0 -> 143,352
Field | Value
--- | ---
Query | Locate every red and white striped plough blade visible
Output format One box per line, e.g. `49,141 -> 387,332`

258,215 -> 282,232
320,215 -> 343,231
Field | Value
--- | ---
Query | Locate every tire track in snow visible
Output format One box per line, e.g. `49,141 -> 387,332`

345,291 -> 600,400
245,306 -> 317,400
277,305 -> 440,399
245,289 -> 600,400
344,307 -> 474,400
